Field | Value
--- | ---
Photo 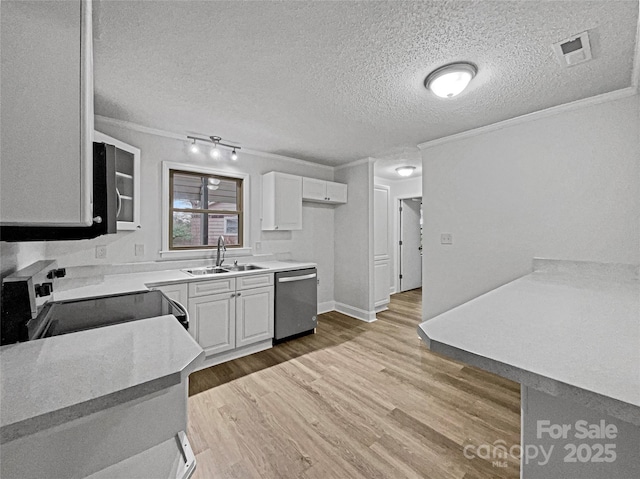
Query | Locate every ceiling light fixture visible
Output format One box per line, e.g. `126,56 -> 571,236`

210,137 -> 221,158
424,62 -> 477,98
187,135 -> 241,160
396,166 -> 416,177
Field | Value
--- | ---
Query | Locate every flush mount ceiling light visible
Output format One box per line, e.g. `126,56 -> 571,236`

396,166 -> 416,177
424,62 -> 477,98
187,135 -> 241,160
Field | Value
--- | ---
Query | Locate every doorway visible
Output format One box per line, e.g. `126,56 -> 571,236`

399,197 -> 422,292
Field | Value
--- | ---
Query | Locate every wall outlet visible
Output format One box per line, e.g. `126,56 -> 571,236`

440,233 -> 453,245
255,241 -> 262,252
95,245 -> 107,259
135,244 -> 144,257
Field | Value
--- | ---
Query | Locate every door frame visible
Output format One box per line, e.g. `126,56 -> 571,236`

398,196 -> 422,293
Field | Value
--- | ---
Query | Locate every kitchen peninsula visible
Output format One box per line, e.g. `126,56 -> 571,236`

418,259 -> 640,479
1,315 -> 204,479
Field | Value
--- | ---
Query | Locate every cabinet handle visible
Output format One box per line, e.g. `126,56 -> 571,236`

236,292 -> 242,296
230,293 -> 236,298
115,187 -> 122,218
274,226 -> 279,230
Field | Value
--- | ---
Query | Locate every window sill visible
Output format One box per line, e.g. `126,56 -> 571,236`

159,247 -> 253,260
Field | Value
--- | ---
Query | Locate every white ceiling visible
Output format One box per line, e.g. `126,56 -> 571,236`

93,1 -> 638,167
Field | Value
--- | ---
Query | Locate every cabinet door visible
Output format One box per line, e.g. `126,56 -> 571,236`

274,173 -> 302,230
326,182 -> 348,203
1,0 -> 93,226
189,292 -> 236,355
262,172 -> 302,230
94,131 -> 141,230
236,286 -> 274,348
302,177 -> 326,201
373,185 -> 389,258
374,259 -> 390,308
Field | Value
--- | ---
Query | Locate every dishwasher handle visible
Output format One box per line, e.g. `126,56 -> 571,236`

278,272 -> 317,283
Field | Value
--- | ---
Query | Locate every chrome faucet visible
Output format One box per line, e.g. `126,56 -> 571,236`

216,236 -> 226,267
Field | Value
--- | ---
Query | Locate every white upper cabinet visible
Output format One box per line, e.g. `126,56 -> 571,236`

261,172 -> 302,230
94,131 -> 141,230
302,177 -> 347,204
0,0 -> 94,226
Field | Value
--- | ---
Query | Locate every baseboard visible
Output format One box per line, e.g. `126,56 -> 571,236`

334,302 -> 377,322
374,303 -> 389,313
194,339 -> 273,372
318,301 -> 335,314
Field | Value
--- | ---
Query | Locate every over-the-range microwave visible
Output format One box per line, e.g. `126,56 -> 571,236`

0,142 -> 118,241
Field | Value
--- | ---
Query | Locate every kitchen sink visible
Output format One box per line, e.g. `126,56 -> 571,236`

182,267 -> 230,276
225,264 -> 266,272
182,264 -> 266,276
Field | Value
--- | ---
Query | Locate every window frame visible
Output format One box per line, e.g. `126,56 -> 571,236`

169,169 -> 243,250
161,162 -> 251,259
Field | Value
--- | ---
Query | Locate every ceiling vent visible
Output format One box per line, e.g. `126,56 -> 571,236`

552,31 -> 592,67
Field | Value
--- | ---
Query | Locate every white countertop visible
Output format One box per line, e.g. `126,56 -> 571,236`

0,315 -> 205,444
418,259 -> 640,424
52,260 -> 316,301
0,260 -> 314,443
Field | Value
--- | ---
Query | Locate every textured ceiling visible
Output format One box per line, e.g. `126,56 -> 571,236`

93,0 -> 638,167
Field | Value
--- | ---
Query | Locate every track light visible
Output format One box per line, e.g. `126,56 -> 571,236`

187,135 -> 241,160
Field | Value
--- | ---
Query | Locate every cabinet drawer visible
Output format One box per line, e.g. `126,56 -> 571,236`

189,278 -> 236,297
237,273 -> 274,290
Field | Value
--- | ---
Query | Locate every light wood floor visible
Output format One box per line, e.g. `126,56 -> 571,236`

187,289 -> 520,478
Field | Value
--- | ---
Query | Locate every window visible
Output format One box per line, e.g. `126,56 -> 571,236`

169,169 -> 243,250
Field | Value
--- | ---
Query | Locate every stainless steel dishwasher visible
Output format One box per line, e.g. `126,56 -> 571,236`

274,268 -> 318,342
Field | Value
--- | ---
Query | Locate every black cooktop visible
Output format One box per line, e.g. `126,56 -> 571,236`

32,290 -> 186,339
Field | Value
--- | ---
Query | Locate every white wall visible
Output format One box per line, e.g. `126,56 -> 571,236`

9,120 -> 337,305
0,242 -> 46,276
373,176 -> 422,294
334,160 -> 375,319
421,94 -> 640,320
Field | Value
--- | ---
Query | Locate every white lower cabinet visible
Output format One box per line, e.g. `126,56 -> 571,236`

236,286 -> 274,348
185,274 -> 275,361
189,292 -> 236,356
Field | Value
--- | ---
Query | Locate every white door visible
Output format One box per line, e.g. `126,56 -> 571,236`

400,198 -> 422,292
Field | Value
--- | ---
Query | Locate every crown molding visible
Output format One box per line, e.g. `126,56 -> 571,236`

417,87 -> 638,150
334,157 -> 375,171
94,115 -> 333,172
